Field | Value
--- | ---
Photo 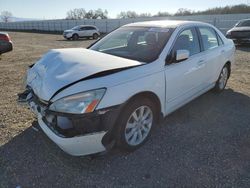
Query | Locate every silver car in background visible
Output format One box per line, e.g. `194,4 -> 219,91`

63,25 -> 100,40
226,19 -> 250,44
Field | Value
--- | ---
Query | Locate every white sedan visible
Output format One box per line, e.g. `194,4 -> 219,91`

19,20 -> 235,156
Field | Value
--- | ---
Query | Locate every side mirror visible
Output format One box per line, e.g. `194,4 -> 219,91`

176,50 -> 190,62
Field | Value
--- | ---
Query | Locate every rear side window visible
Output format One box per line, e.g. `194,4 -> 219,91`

198,27 -> 219,50
172,28 -> 201,56
85,26 -> 96,30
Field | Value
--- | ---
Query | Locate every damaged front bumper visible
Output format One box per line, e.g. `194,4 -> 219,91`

18,89 -> 120,156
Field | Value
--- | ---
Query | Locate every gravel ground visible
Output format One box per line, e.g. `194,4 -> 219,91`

0,32 -> 250,188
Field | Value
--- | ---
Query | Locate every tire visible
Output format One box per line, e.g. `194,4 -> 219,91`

93,33 -> 99,40
115,98 -> 157,151
214,64 -> 229,92
72,34 -> 79,40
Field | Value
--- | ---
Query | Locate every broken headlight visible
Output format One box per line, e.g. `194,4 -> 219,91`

49,89 -> 106,114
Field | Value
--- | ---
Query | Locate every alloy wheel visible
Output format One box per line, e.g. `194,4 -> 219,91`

124,105 -> 153,146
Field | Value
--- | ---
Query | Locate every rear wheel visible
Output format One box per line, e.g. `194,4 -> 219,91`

214,64 -> 229,92
72,34 -> 79,40
116,98 -> 156,151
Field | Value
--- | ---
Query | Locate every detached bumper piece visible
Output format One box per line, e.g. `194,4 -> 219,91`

18,89 -> 120,156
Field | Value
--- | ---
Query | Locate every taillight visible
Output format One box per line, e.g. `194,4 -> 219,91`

0,34 -> 11,42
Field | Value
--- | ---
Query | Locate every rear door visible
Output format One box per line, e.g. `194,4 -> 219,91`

197,27 -> 225,85
85,26 -> 95,36
79,27 -> 87,37
164,27 -> 207,113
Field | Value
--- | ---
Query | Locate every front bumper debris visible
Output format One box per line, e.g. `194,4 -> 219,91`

38,116 -> 107,156
18,88 -> 121,156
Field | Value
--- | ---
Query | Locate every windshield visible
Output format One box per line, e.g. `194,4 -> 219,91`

235,20 -> 250,27
90,26 -> 174,63
72,26 -> 80,30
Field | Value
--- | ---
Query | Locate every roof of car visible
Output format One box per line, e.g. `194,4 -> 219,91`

124,20 -> 207,28
0,32 -> 8,35
78,25 -> 97,27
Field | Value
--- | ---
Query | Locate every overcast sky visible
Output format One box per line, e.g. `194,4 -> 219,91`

0,0 -> 249,19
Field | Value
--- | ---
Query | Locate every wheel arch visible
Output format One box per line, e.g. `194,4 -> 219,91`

102,90 -> 163,148
122,91 -> 163,123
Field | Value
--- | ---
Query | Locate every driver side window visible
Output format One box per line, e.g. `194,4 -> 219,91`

173,28 -> 201,56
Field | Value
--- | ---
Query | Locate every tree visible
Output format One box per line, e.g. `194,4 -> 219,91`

66,8 -> 108,19
138,13 -> 151,18
1,11 -> 12,23
194,4 -> 250,15
92,9 -> 108,19
117,11 -> 151,18
66,8 -> 86,19
85,10 -> 95,19
174,8 -> 193,16
154,11 -> 171,17
117,11 -> 138,18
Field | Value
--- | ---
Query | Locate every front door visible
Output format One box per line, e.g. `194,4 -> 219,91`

164,27 -> 206,114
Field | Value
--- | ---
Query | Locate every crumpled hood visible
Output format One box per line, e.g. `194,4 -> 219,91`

27,48 -> 142,101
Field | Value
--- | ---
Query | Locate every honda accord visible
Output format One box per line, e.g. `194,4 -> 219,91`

18,20 -> 235,156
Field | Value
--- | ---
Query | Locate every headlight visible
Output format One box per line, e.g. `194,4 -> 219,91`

49,89 -> 106,114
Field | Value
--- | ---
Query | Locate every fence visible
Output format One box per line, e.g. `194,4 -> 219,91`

0,13 -> 250,34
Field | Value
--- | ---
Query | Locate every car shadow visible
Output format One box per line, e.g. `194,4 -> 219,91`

236,44 -> 250,52
1,89 -> 250,187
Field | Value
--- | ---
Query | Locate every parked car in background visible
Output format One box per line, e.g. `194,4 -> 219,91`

226,19 -> 250,44
19,20 -> 235,156
63,25 -> 100,40
0,32 -> 13,55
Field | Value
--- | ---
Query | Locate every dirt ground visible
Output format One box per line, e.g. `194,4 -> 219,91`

0,32 -> 250,187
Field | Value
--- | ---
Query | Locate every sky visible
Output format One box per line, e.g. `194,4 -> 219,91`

0,0 -> 249,19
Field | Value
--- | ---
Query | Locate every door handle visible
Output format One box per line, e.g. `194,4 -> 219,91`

197,60 -> 205,66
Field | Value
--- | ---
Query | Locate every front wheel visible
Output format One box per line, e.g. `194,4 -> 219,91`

72,34 -> 79,40
116,98 -> 156,151
214,64 -> 229,92
93,33 -> 99,40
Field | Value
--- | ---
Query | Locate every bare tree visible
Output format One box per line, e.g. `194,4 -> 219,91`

1,11 -> 13,23
66,8 -> 86,19
66,8 -> 108,19
138,13 -> 151,18
154,11 -> 171,17
174,8 -> 193,16
92,9 -> 108,19
117,11 -> 138,18
117,11 -> 151,18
